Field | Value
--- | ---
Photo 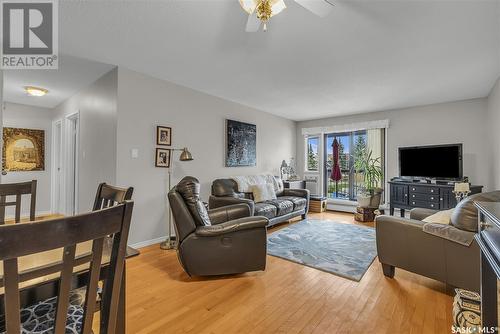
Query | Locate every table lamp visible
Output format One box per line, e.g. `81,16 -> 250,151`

453,182 -> 470,203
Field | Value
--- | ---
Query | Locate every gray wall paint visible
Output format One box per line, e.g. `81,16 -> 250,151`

3,102 -> 53,214
487,77 -> 500,189
116,68 -> 296,245
52,68 -> 118,213
297,98 -> 491,191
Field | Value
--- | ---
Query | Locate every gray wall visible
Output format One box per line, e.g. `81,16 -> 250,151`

52,68 -> 118,213
116,68 -> 296,245
297,98 -> 492,191
3,102 -> 53,214
487,77 -> 500,189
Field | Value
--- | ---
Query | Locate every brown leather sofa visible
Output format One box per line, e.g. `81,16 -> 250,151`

168,176 -> 269,276
376,191 -> 500,292
209,178 -> 310,227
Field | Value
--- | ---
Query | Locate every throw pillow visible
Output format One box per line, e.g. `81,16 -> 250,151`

451,191 -> 500,232
422,209 -> 454,225
251,183 -> 277,203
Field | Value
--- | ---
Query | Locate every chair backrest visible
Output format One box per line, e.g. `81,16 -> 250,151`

0,180 -> 37,224
0,201 -> 134,334
93,182 -> 133,211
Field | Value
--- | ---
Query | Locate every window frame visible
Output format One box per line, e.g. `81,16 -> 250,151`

305,135 -> 320,172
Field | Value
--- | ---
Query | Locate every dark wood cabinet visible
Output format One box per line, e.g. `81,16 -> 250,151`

475,202 -> 500,332
388,181 -> 483,216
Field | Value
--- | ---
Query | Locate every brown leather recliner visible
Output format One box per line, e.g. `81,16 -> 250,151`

168,176 -> 269,276
376,191 -> 500,292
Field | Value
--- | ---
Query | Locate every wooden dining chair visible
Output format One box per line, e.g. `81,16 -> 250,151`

0,180 -> 37,224
0,201 -> 134,334
93,183 -> 133,211
93,182 -> 139,257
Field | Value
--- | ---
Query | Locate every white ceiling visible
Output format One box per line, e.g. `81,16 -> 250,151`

3,55 -> 115,108
54,1 -> 500,120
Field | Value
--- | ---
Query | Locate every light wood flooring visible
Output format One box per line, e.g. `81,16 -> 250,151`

125,211 -> 454,334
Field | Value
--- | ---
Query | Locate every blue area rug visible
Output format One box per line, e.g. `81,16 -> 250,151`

267,219 -> 377,281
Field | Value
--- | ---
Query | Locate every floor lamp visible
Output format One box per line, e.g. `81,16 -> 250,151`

160,147 -> 193,250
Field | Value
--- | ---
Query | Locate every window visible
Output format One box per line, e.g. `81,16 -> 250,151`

325,129 -> 385,201
306,136 -> 319,171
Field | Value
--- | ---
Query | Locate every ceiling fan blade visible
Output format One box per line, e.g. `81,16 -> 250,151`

294,0 -> 334,18
245,11 -> 261,32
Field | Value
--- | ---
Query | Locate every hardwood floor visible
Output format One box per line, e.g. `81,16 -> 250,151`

125,211 -> 454,334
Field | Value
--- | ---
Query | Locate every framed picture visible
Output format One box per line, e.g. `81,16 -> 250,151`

157,126 -> 172,146
155,148 -> 171,168
3,127 -> 45,171
225,119 -> 256,167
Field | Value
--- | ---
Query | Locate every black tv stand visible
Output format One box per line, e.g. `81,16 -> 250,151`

388,180 -> 483,217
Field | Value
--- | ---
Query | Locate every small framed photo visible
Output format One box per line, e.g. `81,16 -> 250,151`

157,126 -> 172,146
155,148 -> 171,168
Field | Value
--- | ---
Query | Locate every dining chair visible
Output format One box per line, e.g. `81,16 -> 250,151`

93,183 -> 133,211
0,201 -> 134,334
0,180 -> 37,224
92,182 -> 139,257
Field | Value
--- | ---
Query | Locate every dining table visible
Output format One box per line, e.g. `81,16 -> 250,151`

0,236 -> 131,333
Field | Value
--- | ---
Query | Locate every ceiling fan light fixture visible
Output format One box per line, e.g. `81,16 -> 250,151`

239,0 -> 286,17
24,86 -> 48,97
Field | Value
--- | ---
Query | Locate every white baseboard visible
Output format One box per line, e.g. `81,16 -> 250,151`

129,236 -> 167,249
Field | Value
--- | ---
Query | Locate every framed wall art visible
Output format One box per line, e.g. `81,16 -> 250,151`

157,126 -> 172,146
225,119 -> 256,167
155,148 -> 171,168
3,127 -> 45,171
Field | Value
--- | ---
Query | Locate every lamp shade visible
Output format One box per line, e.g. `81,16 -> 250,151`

179,147 -> 193,161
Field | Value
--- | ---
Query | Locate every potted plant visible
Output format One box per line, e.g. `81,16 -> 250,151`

353,149 -> 384,208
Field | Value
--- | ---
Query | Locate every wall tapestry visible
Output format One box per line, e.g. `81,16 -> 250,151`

225,119 -> 256,167
3,127 -> 45,172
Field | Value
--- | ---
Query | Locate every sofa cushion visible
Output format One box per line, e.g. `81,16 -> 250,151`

279,196 -> 307,212
451,191 -> 500,232
255,202 -> 277,219
250,183 -> 277,203
265,199 -> 294,216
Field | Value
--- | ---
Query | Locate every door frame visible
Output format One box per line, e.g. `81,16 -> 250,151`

64,111 -> 80,215
50,119 -> 63,214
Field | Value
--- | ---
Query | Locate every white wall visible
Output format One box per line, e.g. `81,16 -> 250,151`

116,68 -> 296,245
3,102 -> 53,215
297,98 -> 491,191
52,68 -> 118,213
487,77 -> 500,189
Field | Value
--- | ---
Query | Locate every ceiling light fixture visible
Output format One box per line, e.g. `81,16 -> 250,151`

240,0 -> 334,32
24,86 -> 48,97
239,0 -> 286,31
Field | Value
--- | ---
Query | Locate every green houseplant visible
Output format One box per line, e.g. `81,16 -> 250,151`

353,149 -> 384,208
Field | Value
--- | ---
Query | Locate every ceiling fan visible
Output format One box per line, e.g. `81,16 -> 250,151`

239,0 -> 334,32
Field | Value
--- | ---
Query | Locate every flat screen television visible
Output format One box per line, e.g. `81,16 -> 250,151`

399,144 -> 463,180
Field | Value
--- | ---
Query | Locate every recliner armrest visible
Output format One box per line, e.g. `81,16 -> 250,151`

208,204 -> 251,224
282,188 -> 310,198
409,208 -> 439,221
195,216 -> 268,237
209,196 -> 255,215
375,214 -> 426,232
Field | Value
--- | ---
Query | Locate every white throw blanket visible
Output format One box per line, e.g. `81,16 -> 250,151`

231,174 -> 283,193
